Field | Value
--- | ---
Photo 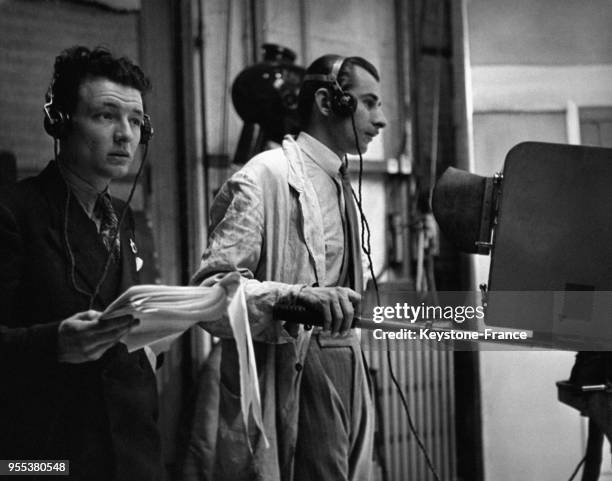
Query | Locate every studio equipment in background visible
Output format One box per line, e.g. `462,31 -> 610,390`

231,43 -> 305,164
433,142 -> 612,480
433,141 -> 612,350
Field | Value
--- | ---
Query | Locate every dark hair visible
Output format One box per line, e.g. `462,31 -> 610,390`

47,45 -> 151,115
297,54 -> 380,128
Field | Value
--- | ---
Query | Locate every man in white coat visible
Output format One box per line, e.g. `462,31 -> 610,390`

193,54 -> 387,481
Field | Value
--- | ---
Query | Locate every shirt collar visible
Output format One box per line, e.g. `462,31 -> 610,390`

58,161 -> 109,218
296,132 -> 343,178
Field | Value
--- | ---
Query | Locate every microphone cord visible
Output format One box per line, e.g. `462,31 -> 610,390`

349,114 -> 442,481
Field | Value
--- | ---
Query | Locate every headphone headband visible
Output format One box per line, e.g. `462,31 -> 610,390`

302,57 -> 346,86
302,73 -> 332,83
329,57 -> 345,84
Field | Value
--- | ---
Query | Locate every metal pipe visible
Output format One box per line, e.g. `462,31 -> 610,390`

221,0 -> 233,157
196,0 -> 209,225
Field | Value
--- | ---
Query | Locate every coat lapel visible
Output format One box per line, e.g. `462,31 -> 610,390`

37,161 -> 134,306
38,162 -> 106,297
283,136 -> 326,285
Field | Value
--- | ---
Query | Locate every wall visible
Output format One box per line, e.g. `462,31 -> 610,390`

0,0 -> 138,176
463,0 -> 612,479
468,0 -> 612,66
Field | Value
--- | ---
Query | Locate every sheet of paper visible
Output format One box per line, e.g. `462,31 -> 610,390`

100,272 -> 267,446
227,276 -> 269,448
101,283 -> 229,351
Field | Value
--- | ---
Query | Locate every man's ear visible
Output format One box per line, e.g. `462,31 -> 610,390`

313,87 -> 333,117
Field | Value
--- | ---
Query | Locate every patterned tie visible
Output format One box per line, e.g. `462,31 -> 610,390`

94,192 -> 120,260
339,165 -> 363,293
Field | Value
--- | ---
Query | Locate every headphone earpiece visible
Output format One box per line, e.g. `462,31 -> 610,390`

140,114 -> 153,145
328,58 -> 356,117
330,88 -> 357,118
43,91 -> 70,139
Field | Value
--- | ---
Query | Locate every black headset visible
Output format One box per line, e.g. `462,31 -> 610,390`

303,57 -> 357,118
43,85 -> 154,144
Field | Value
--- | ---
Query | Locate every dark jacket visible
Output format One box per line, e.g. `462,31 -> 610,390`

0,161 -> 162,481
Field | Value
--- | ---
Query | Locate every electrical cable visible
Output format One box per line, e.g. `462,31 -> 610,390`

64,191 -> 95,300
349,115 -> 442,481
567,454 -> 585,481
221,0 -> 233,158
62,143 -> 150,309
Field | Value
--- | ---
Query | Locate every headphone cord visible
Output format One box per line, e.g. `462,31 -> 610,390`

58,134 -> 97,301
349,115 -> 442,481
64,190 -> 96,300
567,454 -> 586,481
61,143 -> 150,310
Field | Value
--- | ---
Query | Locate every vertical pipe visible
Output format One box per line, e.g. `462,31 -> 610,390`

439,348 -> 450,478
427,0 -> 445,207
398,347 -> 407,478
249,0 -> 260,62
409,0 -> 422,181
190,0 -> 213,371
395,0 -> 414,277
196,0 -> 209,233
249,0 -> 266,57
452,2 -> 484,479
391,349 -> 400,479
432,345 -> 441,476
381,348 -> 393,480
221,0 -> 233,157
423,345 -> 433,479
409,343 -> 418,480
298,0 -> 309,63
432,346 -> 441,479
448,349 -> 458,479
415,340 -> 424,479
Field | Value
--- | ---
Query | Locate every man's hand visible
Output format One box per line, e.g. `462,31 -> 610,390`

297,287 -> 361,336
57,311 -> 138,363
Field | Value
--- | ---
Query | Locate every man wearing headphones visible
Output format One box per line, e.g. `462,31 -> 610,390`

193,55 -> 387,481
0,46 -> 162,480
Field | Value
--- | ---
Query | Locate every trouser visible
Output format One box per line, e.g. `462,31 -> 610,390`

293,333 -> 374,481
